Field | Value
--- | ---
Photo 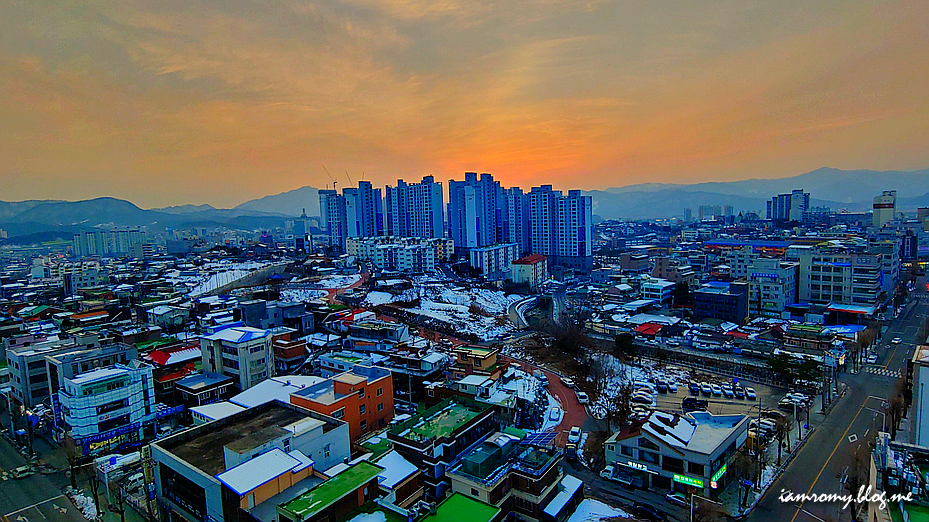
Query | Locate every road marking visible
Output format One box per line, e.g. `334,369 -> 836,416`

787,399 -> 872,522
3,495 -> 65,517
848,434 -> 858,443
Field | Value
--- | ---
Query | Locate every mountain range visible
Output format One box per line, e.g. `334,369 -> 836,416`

1,167 -> 926,241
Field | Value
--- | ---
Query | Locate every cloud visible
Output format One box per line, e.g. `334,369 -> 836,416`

0,0 -> 927,206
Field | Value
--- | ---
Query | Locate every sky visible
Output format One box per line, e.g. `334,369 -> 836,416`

2,0 -> 928,208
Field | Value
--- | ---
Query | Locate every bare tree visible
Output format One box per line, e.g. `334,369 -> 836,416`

693,498 -> 725,522
606,383 -> 634,431
774,416 -> 792,466
63,437 -> 81,489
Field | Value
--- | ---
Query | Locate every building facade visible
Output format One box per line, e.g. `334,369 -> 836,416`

200,323 -> 273,392
385,176 -> 445,239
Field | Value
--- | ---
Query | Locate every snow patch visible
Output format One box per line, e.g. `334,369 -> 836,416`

566,499 -> 630,521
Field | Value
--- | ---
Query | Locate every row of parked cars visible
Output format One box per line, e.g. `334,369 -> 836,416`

778,392 -> 813,412
688,381 -> 756,400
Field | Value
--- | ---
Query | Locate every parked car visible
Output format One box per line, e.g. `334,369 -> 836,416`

568,426 -> 582,444
631,502 -> 667,522
562,377 -> 576,388
699,382 -> 712,396
721,385 -> 734,398
710,384 -> 722,396
761,409 -> 787,421
667,382 -> 678,393
734,386 -> 746,399
666,339 -> 681,347
565,443 -> 577,462
576,391 -> 590,404
688,382 -> 701,395
656,381 -> 669,393
745,387 -> 757,400
682,397 -> 708,412
666,491 -> 688,507
549,407 -> 561,421
632,393 -> 653,405
892,337 -> 903,344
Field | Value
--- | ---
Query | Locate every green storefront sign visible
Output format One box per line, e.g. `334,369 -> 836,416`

673,474 -> 705,488
711,464 -> 727,482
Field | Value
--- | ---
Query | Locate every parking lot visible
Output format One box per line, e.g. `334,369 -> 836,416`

644,373 -> 789,418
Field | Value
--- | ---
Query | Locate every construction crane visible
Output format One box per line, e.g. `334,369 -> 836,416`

322,165 -> 337,191
344,170 -> 354,187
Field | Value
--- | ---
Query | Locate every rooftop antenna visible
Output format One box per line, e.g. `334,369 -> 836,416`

322,165 -> 337,191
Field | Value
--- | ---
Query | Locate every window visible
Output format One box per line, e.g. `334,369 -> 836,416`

359,404 -> 366,414
662,456 -> 684,473
620,445 -> 634,457
332,408 -> 344,419
688,462 -> 704,475
377,403 -> 384,412
471,488 -> 479,497
377,388 -> 383,397
360,420 -> 367,431
641,451 -> 660,465
638,438 -> 659,450
359,389 -> 365,399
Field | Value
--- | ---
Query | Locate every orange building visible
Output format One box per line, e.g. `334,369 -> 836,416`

290,365 -> 394,442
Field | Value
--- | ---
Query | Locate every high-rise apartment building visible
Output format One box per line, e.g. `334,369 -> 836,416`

448,172 -> 503,254
73,228 -> 147,258
318,189 -> 347,251
344,181 -> 384,238
555,190 -> 593,271
527,186 -> 592,271
766,189 -> 810,221
873,190 -> 897,228
502,187 -> 530,255
385,176 -> 444,238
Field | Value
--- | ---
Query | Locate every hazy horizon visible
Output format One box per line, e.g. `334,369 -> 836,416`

3,1 -> 928,207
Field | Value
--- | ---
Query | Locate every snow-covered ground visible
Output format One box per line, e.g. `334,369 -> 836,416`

313,274 -> 361,288
363,281 -> 521,341
346,513 -> 386,522
588,353 -> 693,420
183,261 -> 277,297
566,499 -> 630,521
540,392 -> 563,431
280,288 -> 328,302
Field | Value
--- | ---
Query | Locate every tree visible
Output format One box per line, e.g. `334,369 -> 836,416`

886,377 -> 907,439
606,383 -> 634,431
774,416 -> 792,466
85,463 -> 102,519
63,437 -> 81,489
692,498 -> 724,522
730,449 -> 758,509
613,333 -> 638,363
843,442 -> 867,519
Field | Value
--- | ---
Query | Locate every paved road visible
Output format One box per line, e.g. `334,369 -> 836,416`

0,435 -> 85,522
750,278 -> 928,522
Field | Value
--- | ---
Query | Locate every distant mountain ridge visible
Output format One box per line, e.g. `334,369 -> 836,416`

2,167 -> 926,238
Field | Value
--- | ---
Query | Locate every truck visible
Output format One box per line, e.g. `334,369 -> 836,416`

599,465 -> 644,489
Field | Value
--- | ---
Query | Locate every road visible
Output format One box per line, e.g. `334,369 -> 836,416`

498,356 -> 594,445
0,435 -> 85,522
750,278 -> 928,522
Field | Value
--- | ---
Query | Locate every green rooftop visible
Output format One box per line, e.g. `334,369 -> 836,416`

136,337 -> 179,351
391,399 -> 487,442
423,493 -> 499,522
358,433 -> 392,459
278,461 -> 383,520
333,354 -> 362,363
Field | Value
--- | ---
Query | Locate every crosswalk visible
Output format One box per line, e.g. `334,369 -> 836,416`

864,366 -> 901,378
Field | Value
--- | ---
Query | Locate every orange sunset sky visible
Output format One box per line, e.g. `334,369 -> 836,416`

2,0 -> 928,208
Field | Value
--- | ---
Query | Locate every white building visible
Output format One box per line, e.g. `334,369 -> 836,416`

642,278 -> 675,303
59,361 -> 157,455
448,172 -> 503,254
873,190 -> 896,228
385,176 -> 445,239
747,258 -> 799,317
604,411 -> 749,498
790,243 -> 893,307
200,323 -> 273,392
511,254 -> 549,292
912,346 -> 929,447
345,236 -> 452,273
468,243 -> 519,280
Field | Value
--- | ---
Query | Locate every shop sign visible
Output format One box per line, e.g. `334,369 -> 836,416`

673,474 -> 704,488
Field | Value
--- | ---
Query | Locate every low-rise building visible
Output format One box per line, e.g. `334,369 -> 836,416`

387,398 -> 497,500
469,243 -> 520,281
604,411 -> 749,498
447,430 -> 581,522
641,278 -> 675,303
151,400 -> 350,522
199,322 -> 273,392
511,254 -> 549,292
693,281 -> 749,325
59,361 -> 157,456
289,365 -> 394,442
174,372 -> 235,409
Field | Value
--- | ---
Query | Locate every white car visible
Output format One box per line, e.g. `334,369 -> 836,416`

567,426 -> 582,444
745,387 -> 757,400
549,407 -> 561,421
866,354 -> 879,364
667,382 -> 678,393
892,337 -> 903,344
576,391 -> 590,404
710,384 -> 722,396
562,377 -> 576,389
